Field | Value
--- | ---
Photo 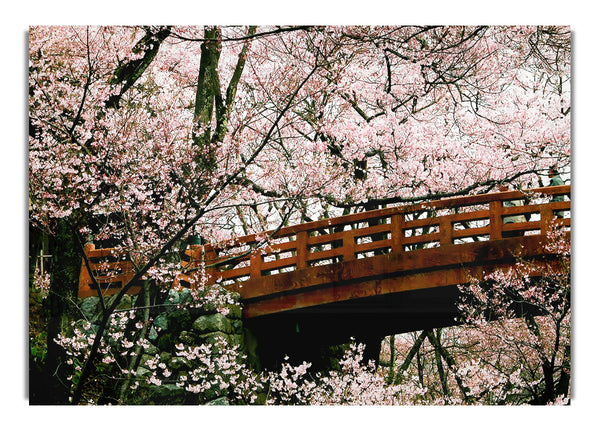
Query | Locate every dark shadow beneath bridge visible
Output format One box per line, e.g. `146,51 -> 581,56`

245,284 -> 463,371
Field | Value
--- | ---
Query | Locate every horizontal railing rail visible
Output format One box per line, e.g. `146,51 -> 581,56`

78,185 -> 570,298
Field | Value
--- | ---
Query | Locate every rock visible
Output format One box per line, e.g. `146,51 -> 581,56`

222,304 -> 243,320
135,366 -> 152,378
148,326 -> 159,341
169,356 -> 191,372
144,344 -> 159,356
80,297 -> 100,320
242,328 -> 261,370
205,396 -> 229,405
148,383 -> 186,404
159,352 -> 173,364
198,331 -> 231,346
201,333 -> 244,353
164,290 -> 180,306
193,313 -> 234,334
164,288 -> 193,306
166,309 -> 192,332
153,313 -> 169,331
229,334 -> 243,346
232,319 -> 243,333
178,288 -> 193,305
117,294 -> 132,310
157,333 -> 175,352
177,330 -> 198,346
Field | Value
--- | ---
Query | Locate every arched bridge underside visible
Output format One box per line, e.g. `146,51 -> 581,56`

79,186 -> 570,368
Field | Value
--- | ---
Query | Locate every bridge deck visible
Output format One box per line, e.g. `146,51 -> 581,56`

78,185 -> 570,320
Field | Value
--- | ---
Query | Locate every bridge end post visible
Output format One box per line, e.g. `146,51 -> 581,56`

203,245 -> 218,286
78,242 -> 96,298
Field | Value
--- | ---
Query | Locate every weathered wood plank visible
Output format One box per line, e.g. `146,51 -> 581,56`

308,247 -> 345,262
260,255 -> 298,272
239,235 -> 552,301
242,257 -> 566,318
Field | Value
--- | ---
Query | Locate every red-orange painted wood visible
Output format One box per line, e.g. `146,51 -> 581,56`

78,185 -> 571,319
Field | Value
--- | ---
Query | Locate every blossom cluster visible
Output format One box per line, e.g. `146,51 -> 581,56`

264,341 -> 428,405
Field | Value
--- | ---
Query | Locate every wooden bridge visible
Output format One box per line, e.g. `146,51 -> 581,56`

78,185 -> 570,367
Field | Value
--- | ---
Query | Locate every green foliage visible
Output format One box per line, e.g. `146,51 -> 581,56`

29,288 -> 47,364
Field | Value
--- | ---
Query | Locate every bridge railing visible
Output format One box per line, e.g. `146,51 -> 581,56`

78,185 -> 570,297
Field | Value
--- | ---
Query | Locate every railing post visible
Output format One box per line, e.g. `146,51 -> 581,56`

391,213 -> 405,253
78,242 -> 96,296
343,230 -> 355,262
84,242 -> 95,255
121,259 -> 134,286
250,247 -> 262,279
296,230 -> 308,270
540,206 -> 554,237
439,217 -> 453,246
489,200 -> 503,240
203,245 -> 218,285
180,245 -> 198,288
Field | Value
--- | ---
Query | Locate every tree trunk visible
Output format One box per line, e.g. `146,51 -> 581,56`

426,329 -> 472,403
118,280 -> 152,403
387,334 -> 396,384
41,218 -> 81,404
394,330 -> 427,384
429,330 -> 449,399
193,26 -> 222,158
555,344 -> 570,402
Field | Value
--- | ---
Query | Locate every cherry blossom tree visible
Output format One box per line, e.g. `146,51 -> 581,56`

376,222 -> 570,405
28,25 -> 570,404
455,223 -> 571,404
264,340 -> 429,405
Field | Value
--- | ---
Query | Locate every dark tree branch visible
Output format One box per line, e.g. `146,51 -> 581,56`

172,25 -> 314,43
426,330 -> 472,403
106,26 -> 172,109
393,330 -> 428,384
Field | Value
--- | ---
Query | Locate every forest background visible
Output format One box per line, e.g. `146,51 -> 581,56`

5,0 -> 600,429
